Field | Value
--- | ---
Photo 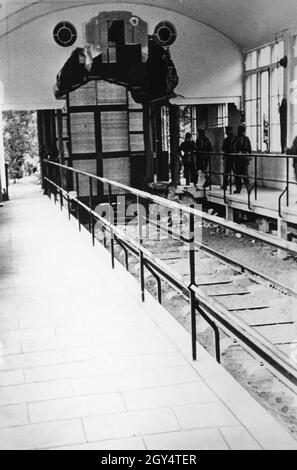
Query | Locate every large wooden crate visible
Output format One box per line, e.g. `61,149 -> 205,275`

60,81 -> 145,197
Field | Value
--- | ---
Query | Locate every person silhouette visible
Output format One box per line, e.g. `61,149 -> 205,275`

179,133 -> 196,185
233,124 -> 252,194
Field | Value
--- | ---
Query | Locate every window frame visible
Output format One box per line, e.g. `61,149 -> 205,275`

244,41 -> 284,153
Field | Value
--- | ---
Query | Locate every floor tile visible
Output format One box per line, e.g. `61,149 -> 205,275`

28,393 -> 125,423
144,428 -> 229,450
84,408 -> 180,442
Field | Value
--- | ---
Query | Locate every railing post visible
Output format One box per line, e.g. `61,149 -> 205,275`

254,155 -> 258,201
42,160 -> 47,195
89,177 -> 95,246
75,173 -> 81,231
59,168 -> 63,210
108,184 -> 115,269
287,155 -> 290,207
223,154 -> 227,203
137,195 -> 145,302
208,153 -> 212,190
48,163 -> 52,200
189,205 -> 197,361
179,209 -> 183,239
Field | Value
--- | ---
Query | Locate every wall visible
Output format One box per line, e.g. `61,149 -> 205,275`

0,3 -> 242,111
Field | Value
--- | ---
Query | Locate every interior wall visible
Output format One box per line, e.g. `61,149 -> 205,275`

0,2 -> 242,111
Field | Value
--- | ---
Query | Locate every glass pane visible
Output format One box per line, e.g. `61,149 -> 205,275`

101,111 -> 129,152
129,112 -> 143,132
271,96 -> 279,124
245,53 -> 251,71
271,68 -> 278,96
161,106 -> 170,152
62,116 -> 68,138
272,41 -> 284,63
251,127 -> 257,151
128,92 -> 142,110
103,157 -> 131,191
261,72 -> 269,151
270,124 -> 281,152
278,68 -> 284,98
245,101 -> 252,126
73,159 -> 98,196
293,92 -> 297,124
251,74 -> 257,100
107,47 -> 116,63
69,83 -> 97,107
130,134 -> 145,152
179,106 -> 192,140
271,68 -> 284,101
245,76 -> 251,100
251,100 -> 257,125
251,51 -> 257,69
97,81 -> 127,105
259,46 -> 271,67
71,113 -> 96,154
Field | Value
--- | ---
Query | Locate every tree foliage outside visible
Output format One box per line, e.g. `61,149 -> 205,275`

3,110 -> 39,182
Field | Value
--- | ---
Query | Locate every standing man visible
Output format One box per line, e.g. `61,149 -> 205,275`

233,124 -> 252,194
179,132 -> 196,185
222,126 -> 236,190
196,129 -> 212,188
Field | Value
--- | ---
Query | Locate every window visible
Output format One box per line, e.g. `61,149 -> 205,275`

161,106 -> 170,153
244,41 -> 284,152
291,37 -> 297,140
217,104 -> 228,128
179,106 -> 197,143
53,22 -> 77,47
106,20 -> 125,63
292,64 -> 297,139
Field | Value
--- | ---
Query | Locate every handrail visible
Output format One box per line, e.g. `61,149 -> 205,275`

200,150 -> 297,159
43,159 -> 297,393
44,159 -> 297,255
198,150 -> 297,218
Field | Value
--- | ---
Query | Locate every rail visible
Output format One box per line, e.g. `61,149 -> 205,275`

198,151 -> 297,217
43,159 -> 297,393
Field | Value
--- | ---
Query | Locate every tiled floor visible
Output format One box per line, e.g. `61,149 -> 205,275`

0,179 -> 296,450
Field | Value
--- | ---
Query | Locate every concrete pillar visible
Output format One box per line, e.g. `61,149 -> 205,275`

277,218 -> 288,258
278,218 -> 288,240
226,204 -> 234,223
225,204 -> 234,234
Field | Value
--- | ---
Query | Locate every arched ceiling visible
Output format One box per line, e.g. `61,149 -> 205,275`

0,0 -> 295,50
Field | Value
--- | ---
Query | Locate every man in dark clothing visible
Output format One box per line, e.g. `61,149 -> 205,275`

222,126 -> 236,190
196,129 -> 212,187
179,132 -> 196,185
233,124 -> 252,194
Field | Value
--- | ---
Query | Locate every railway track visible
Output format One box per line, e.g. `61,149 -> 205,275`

108,214 -> 297,368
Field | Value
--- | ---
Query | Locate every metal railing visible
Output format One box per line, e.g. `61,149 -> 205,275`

199,151 -> 297,217
43,159 -> 297,393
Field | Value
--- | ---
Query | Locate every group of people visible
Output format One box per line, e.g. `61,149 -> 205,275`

179,124 -> 252,194
179,129 -> 212,188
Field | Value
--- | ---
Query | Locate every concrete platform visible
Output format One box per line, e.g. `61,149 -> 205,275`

0,179 -> 296,450
206,186 -> 297,225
